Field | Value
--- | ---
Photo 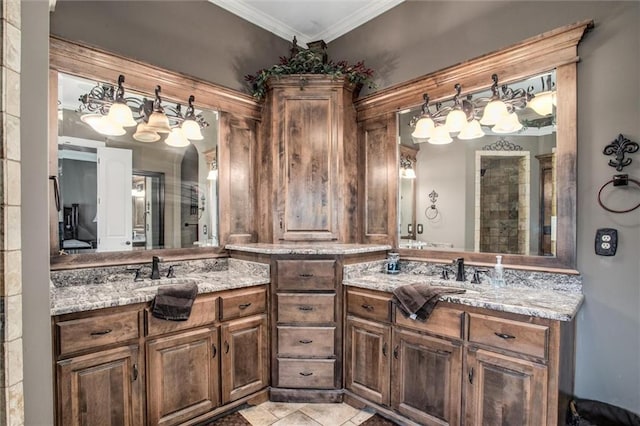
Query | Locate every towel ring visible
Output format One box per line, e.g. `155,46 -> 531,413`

597,175 -> 640,213
425,205 -> 440,220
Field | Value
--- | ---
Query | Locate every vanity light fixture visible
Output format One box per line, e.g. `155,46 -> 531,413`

410,72 -> 554,143
207,159 -> 218,180
399,155 -> 417,179
78,75 -> 209,145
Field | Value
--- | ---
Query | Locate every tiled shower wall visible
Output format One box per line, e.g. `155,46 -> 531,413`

479,155 -> 530,254
0,0 -> 24,424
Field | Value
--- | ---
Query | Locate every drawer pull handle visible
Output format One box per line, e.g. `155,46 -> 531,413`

299,273 -> 314,278
224,341 -> 230,354
299,339 -> 313,344
132,364 -> 138,382
382,342 -> 387,357
468,367 -> 474,384
361,304 -> 374,311
494,332 -> 516,340
90,329 -> 112,336
238,302 -> 252,309
299,371 -> 313,377
393,345 -> 399,359
212,344 -> 217,358
298,306 -> 314,311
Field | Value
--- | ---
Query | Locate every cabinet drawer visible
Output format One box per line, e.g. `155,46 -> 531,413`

277,294 -> 335,323
277,359 -> 335,389
394,305 -> 464,339
468,313 -> 549,359
278,326 -> 335,357
220,287 -> 266,321
57,310 -> 140,357
347,289 -> 391,322
146,294 -> 218,337
277,260 -> 336,290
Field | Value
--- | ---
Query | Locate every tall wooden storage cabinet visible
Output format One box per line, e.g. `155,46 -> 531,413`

259,75 -> 358,243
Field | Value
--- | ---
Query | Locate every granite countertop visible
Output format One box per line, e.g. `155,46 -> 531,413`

50,258 -> 270,316
225,243 -> 392,255
343,262 -> 584,322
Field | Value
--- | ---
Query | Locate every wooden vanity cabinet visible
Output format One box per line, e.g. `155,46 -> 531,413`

271,257 -> 342,401
260,75 -> 358,243
53,304 -> 144,426
53,285 -> 269,426
344,288 -> 575,426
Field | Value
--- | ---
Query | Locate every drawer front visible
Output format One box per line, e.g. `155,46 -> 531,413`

57,310 -> 140,357
277,294 -> 335,323
220,287 -> 266,321
277,359 -> 336,389
146,294 -> 218,337
394,305 -> 464,339
468,313 -> 549,359
347,289 -> 391,322
277,260 -> 336,290
278,326 -> 335,357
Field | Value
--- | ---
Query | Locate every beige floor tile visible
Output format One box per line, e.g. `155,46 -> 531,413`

260,401 -> 308,418
349,409 -> 375,425
340,422 -> 358,426
299,403 -> 361,426
271,411 -> 321,426
240,405 -> 278,426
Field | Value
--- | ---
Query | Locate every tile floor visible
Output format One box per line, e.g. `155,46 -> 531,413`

238,402 -> 376,426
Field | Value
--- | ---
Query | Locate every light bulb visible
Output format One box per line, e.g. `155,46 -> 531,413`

428,125 -> 453,145
181,119 -> 204,140
480,99 -> 508,126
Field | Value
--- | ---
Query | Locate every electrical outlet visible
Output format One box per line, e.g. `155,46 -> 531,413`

595,228 -> 618,256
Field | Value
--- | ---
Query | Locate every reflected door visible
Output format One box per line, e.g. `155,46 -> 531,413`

97,147 -> 132,252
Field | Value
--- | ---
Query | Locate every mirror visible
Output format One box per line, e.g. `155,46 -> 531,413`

398,71 -> 557,257
56,72 -> 220,253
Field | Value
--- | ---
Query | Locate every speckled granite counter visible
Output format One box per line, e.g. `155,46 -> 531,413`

226,243 -> 391,255
343,260 -> 583,321
50,258 -> 270,316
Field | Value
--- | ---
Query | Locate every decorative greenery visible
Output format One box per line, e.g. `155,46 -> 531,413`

244,46 -> 376,100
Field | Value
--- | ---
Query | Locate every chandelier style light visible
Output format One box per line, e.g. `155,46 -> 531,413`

410,73 -> 555,145
78,75 -> 209,146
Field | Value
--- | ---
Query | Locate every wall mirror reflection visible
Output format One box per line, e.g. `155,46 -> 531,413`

398,70 -> 557,257
57,72 -> 220,253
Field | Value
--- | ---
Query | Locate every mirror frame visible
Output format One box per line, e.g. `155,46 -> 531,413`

354,20 -> 593,272
49,36 -> 261,269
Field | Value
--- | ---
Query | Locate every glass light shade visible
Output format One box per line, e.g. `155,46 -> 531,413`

402,168 -> 416,179
181,119 -> 204,140
480,99 -> 508,125
82,114 -> 126,136
146,111 -> 172,134
165,127 -> 190,147
411,116 -> 435,140
445,109 -> 467,133
492,112 -> 523,134
528,91 -> 555,116
107,102 -> 136,127
207,169 -> 218,180
458,119 -> 485,140
132,122 -> 160,142
428,125 -> 453,145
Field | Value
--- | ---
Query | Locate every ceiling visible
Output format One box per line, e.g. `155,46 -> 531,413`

208,0 -> 405,46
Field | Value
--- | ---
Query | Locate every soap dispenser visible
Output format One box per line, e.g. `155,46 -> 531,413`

493,255 -> 506,287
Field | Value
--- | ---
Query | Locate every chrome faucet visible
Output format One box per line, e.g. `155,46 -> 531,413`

453,257 -> 465,281
151,256 -> 162,280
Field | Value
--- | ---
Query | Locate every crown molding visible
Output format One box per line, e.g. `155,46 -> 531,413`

209,0 -> 404,45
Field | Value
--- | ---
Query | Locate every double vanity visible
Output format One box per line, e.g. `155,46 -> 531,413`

50,244 -> 583,426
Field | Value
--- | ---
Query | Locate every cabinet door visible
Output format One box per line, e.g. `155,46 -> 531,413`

391,328 -> 462,426
57,345 -> 142,426
147,327 -> 219,426
465,348 -> 548,426
276,88 -> 339,241
221,314 -> 269,403
345,316 -> 391,406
